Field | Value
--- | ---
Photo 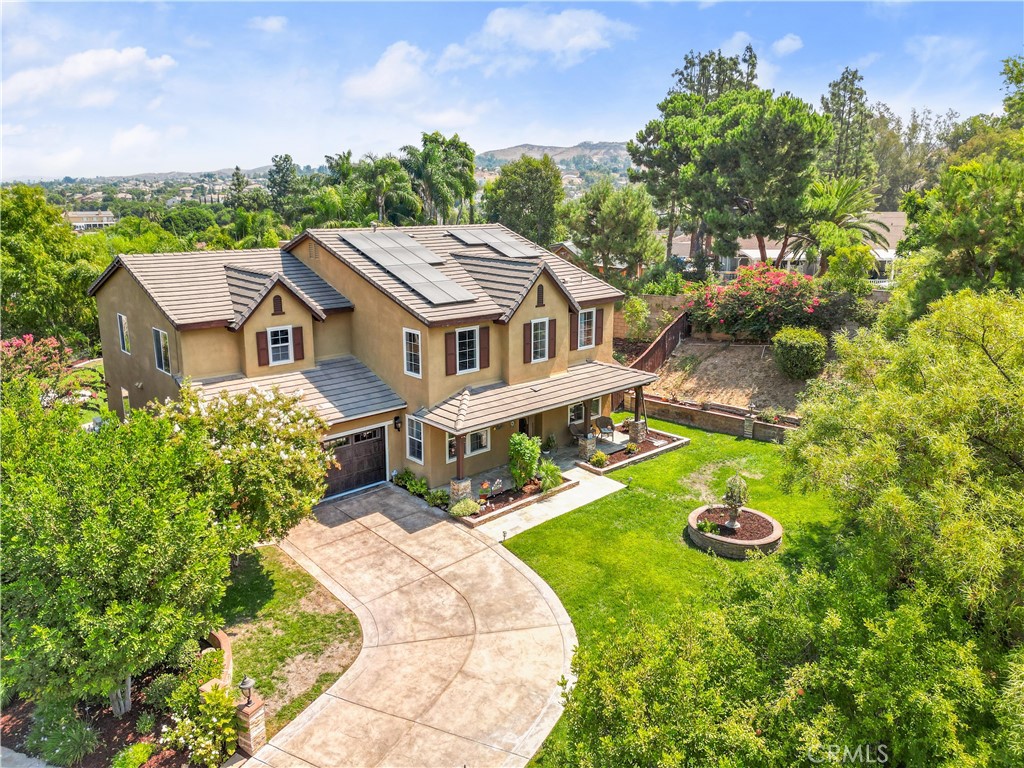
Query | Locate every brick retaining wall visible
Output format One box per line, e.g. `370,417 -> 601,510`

622,393 -> 793,443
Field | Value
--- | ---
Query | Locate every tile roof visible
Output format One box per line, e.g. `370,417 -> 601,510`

287,224 -> 622,326
452,251 -> 581,322
89,249 -> 352,329
195,356 -> 405,425
417,360 -> 658,434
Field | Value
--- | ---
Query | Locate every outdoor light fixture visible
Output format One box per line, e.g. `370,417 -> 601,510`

393,416 -> 401,431
239,675 -> 256,707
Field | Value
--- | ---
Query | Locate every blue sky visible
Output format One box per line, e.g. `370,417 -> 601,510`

2,1 -> 1021,180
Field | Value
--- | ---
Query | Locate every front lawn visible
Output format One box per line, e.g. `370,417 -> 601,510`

220,546 -> 361,737
504,419 -> 836,763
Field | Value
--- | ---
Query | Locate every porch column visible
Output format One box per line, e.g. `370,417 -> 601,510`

630,387 -> 648,443
579,400 -> 597,460
449,434 -> 472,502
633,386 -> 642,421
583,399 -> 592,434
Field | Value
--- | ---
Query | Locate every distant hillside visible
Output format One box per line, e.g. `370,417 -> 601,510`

477,141 -> 630,169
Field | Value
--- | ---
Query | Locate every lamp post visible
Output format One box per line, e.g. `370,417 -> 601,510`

239,675 -> 256,707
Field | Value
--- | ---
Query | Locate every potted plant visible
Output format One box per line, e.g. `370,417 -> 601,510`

541,433 -> 557,455
722,472 -> 749,530
478,480 -> 491,503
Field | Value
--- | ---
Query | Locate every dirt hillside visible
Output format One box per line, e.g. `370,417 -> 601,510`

648,339 -> 808,415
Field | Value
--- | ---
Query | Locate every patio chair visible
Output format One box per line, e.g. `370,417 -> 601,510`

568,422 -> 589,443
594,416 -> 616,443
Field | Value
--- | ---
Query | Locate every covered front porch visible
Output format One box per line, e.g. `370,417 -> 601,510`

416,360 -> 658,498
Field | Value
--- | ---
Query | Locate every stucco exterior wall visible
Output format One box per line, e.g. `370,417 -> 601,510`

179,327 -> 242,381
95,268 -> 181,418
505,273 -> 571,386
568,300 -> 616,366
424,322 -> 506,407
241,289 -> 316,378
312,313 -> 352,361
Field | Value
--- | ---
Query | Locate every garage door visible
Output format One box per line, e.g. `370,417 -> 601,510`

324,427 -> 386,496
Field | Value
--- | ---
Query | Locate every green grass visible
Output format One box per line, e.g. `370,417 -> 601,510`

504,419 -> 836,764
221,547 -> 360,736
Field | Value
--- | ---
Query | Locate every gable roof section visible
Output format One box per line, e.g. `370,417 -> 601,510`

285,224 -> 621,326
89,249 -> 351,330
223,265 -> 327,330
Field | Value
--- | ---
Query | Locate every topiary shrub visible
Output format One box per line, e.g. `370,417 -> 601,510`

111,742 -> 157,768
537,460 -> 562,493
772,326 -> 827,379
509,432 -> 541,490
449,498 -> 480,518
589,451 -> 609,468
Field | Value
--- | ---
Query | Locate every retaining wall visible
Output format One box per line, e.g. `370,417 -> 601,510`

622,393 -> 794,443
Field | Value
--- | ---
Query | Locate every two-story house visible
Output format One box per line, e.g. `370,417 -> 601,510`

89,225 -> 656,499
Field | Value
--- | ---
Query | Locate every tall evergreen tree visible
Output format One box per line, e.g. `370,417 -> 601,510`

820,67 -> 877,182
482,154 -> 564,246
267,153 -> 298,221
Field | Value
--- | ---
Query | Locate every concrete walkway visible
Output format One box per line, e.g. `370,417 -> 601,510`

0,748 -> 53,768
251,485 -> 576,768
475,467 -> 624,540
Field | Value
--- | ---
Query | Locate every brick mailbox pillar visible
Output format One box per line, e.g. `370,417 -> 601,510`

236,693 -> 267,756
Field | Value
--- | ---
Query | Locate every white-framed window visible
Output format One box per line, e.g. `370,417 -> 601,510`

578,309 -> 596,349
268,325 -> 293,365
152,328 -> 170,375
446,428 -> 491,463
117,313 -> 131,354
406,416 -> 424,464
403,328 -> 422,378
531,318 -> 549,363
569,398 -> 602,424
456,326 -> 479,374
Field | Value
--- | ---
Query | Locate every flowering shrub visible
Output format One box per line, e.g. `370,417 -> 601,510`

161,684 -> 237,768
0,334 -> 75,399
160,385 -> 329,551
683,264 -> 821,341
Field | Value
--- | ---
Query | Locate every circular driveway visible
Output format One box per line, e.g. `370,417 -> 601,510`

249,484 -> 576,768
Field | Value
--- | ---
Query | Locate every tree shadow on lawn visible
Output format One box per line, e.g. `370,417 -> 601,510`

220,551 -> 275,626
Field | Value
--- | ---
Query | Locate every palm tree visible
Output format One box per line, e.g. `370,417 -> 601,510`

299,185 -> 374,229
790,176 -> 890,275
400,132 -> 476,225
357,154 -> 420,225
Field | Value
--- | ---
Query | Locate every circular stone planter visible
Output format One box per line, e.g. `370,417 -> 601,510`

686,505 -> 783,559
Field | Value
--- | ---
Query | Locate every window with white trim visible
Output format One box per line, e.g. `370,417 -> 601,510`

456,327 -> 479,373
117,313 -> 131,354
152,328 -> 170,374
569,398 -> 602,423
446,429 -> 491,463
268,326 -> 293,365
407,417 -> 424,463
403,329 -> 422,378
531,318 -> 549,362
578,309 -> 596,349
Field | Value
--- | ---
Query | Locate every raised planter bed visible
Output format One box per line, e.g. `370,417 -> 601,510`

455,475 -> 579,528
686,504 -> 783,559
576,428 -> 688,475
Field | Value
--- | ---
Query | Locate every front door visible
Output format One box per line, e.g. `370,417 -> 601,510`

518,416 -> 535,436
324,428 -> 386,496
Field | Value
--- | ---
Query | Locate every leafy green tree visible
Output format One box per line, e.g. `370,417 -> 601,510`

225,166 -> 248,209
563,179 -> 662,281
161,204 -> 217,236
267,153 -> 298,220
670,45 -> 758,99
299,184 -> 373,229
482,154 -> 564,245
324,150 -> 355,186
1000,54 -> 1024,128
356,154 -> 420,225
1,379 -> 232,716
0,185 -> 109,348
871,105 -> 955,210
819,67 -> 877,182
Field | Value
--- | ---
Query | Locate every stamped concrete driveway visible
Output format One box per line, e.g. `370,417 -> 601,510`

250,485 -> 576,768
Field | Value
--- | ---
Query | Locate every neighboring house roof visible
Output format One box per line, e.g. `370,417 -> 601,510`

549,241 -> 581,258
286,225 -> 622,328
89,249 -> 352,330
417,360 -> 658,435
195,355 -> 405,425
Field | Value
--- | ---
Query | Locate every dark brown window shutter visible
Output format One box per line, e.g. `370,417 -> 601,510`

548,318 -> 556,359
523,322 -> 532,364
569,313 -> 579,351
256,331 -> 269,366
445,331 -> 457,375
293,326 -> 304,361
479,326 -> 490,369
595,308 -> 605,346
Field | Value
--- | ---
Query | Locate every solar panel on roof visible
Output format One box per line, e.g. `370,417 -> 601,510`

448,228 -> 546,259
340,231 -> 476,305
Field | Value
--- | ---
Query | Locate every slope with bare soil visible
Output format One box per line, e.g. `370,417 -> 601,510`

648,338 -> 807,414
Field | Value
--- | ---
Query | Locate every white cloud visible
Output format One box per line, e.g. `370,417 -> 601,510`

2,123 -> 27,138
110,123 -> 186,157
438,7 -> 634,74
905,35 -> 984,76
853,52 -> 882,70
147,96 -> 163,111
78,89 -> 118,108
698,1 -> 720,9
247,16 -> 287,34
771,33 -> 803,57
341,41 -> 431,105
721,31 -> 753,57
2,47 -> 176,107
183,34 -> 212,49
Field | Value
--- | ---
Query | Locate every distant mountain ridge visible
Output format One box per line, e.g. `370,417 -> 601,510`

477,141 -> 630,166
